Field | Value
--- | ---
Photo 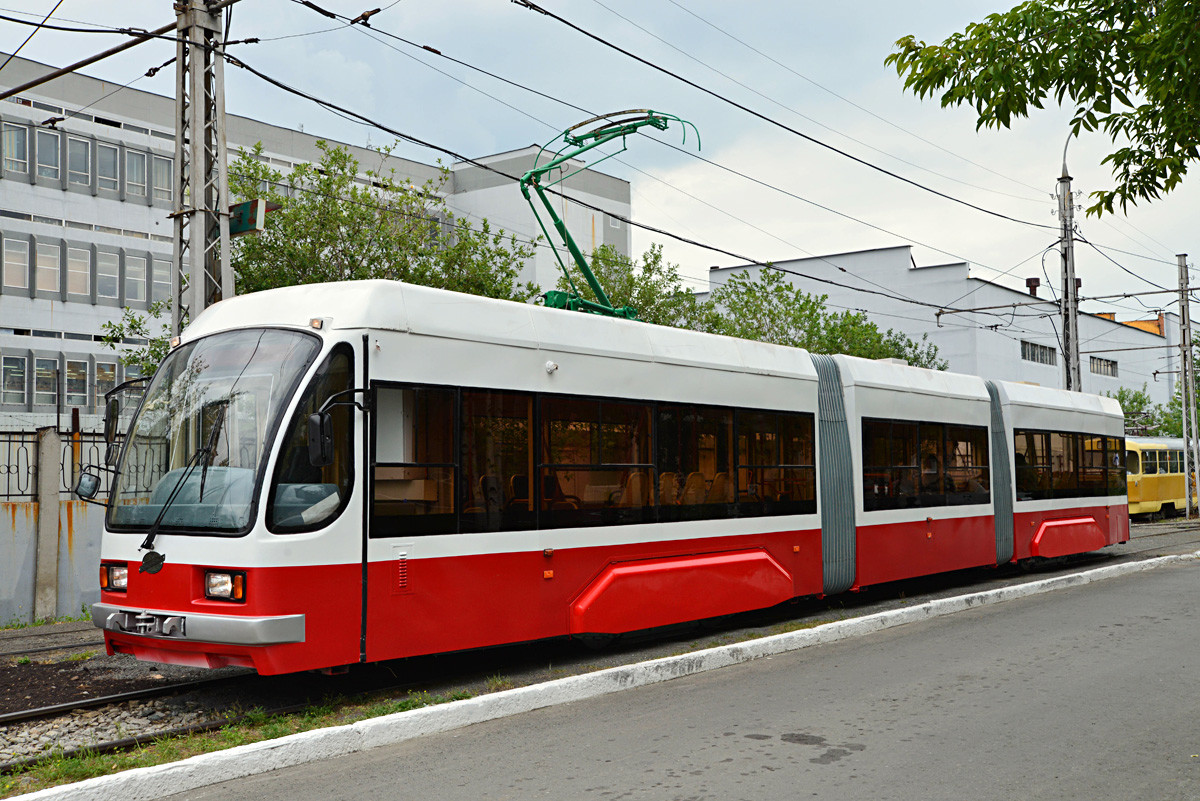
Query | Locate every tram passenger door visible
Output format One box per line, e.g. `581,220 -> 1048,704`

364,384 -> 458,662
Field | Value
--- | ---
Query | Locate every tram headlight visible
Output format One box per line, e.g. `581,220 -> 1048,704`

100,563 -> 128,592
205,570 -> 246,602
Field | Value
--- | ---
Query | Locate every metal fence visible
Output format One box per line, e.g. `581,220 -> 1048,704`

0,432 -> 37,500
60,433 -> 110,497
0,431 -> 114,500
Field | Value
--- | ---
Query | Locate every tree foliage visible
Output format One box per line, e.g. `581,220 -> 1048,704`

562,252 -> 946,369
229,141 -> 539,301
1106,383 -> 1167,434
100,299 -> 173,377
886,1 -> 1200,215
708,270 -> 948,369
557,244 -> 722,330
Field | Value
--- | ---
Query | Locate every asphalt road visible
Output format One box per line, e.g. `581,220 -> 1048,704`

167,559 -> 1200,801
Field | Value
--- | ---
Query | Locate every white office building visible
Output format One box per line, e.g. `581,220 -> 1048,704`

0,53 -> 632,431
709,245 -> 1182,407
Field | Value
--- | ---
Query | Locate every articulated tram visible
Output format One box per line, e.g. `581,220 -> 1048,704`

82,280 -> 1128,675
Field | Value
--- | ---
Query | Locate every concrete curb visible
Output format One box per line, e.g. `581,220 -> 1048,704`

23,551 -> 1199,800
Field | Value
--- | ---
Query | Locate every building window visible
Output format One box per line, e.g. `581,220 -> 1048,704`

152,155 -> 172,201
97,143 -> 118,190
1020,340 -> 1057,366
96,362 -> 117,400
151,258 -> 171,302
126,255 -> 147,301
36,130 -> 60,180
3,239 -> 28,289
36,243 -> 60,292
2,123 -> 28,172
127,151 -> 146,197
97,251 -> 119,298
1,356 -> 26,404
67,247 -> 90,295
67,137 -> 90,185
34,357 -> 58,406
65,360 -> 88,406
1090,356 -> 1118,377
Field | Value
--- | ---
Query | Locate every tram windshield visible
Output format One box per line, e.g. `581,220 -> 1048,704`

107,328 -> 320,533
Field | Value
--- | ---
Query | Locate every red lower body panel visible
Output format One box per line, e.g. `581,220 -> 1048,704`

855,514 -> 996,588
100,561 -> 361,675
1013,503 -> 1127,561
363,527 -> 824,663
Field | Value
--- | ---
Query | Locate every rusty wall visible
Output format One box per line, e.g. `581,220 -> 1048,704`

57,499 -> 103,618
1,501 -> 38,625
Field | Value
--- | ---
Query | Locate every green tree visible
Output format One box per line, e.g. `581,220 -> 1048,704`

886,1 -> 1200,215
1156,380 -> 1200,438
230,141 -> 539,301
1105,383 -> 1167,434
555,244 -> 722,330
106,141 -> 541,371
708,269 -> 947,369
101,299 -> 173,378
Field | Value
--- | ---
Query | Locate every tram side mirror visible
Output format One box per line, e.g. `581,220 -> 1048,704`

103,397 -> 120,443
307,412 -> 334,467
104,443 -> 120,467
75,471 -> 101,500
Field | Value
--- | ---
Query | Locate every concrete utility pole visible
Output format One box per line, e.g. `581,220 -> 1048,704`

1178,254 -> 1199,517
171,0 -> 234,336
1057,153 -> 1081,392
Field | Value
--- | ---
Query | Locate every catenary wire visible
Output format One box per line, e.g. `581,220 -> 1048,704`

509,0 -> 1058,231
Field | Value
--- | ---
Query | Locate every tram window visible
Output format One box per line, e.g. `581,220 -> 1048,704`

946,425 -> 990,505
657,404 -> 734,522
539,396 -> 654,528
1050,432 -> 1078,493
269,345 -> 354,533
1126,450 -> 1140,475
1107,437 -> 1126,494
863,419 -> 988,510
1143,450 -> 1158,475
460,390 -> 534,533
1080,437 -> 1107,496
1169,450 -> 1183,474
372,386 -> 456,537
736,410 -> 816,517
1013,430 -> 1050,499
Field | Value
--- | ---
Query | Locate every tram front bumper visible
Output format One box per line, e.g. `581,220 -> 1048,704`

91,602 -> 305,646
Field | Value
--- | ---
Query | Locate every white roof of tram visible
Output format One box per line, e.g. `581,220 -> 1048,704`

183,279 -> 819,382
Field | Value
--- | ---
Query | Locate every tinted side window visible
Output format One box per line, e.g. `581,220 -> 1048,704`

269,345 -> 354,532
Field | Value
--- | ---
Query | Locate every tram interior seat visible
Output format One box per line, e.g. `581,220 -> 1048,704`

680,472 -> 706,505
659,471 -> 679,505
706,472 -> 732,504
616,471 -> 649,507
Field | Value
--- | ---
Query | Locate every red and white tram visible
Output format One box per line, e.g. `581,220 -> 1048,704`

83,280 -> 1128,675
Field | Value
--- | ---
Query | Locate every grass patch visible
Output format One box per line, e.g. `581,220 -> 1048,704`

59,651 -> 97,663
0,688 -> 474,799
484,674 -> 516,693
2,606 -> 91,631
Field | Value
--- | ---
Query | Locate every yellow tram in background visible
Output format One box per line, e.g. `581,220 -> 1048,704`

1126,437 -> 1197,518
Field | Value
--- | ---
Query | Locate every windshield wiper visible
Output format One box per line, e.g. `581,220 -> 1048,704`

139,411 -> 227,575
138,447 -> 203,574
198,402 -> 227,503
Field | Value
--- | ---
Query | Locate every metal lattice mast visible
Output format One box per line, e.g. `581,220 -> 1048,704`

171,0 -> 233,336
1057,165 -> 1081,392
1179,254 -> 1199,517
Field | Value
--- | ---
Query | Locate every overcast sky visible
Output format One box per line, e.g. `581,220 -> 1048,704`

2,0 -> 1195,325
